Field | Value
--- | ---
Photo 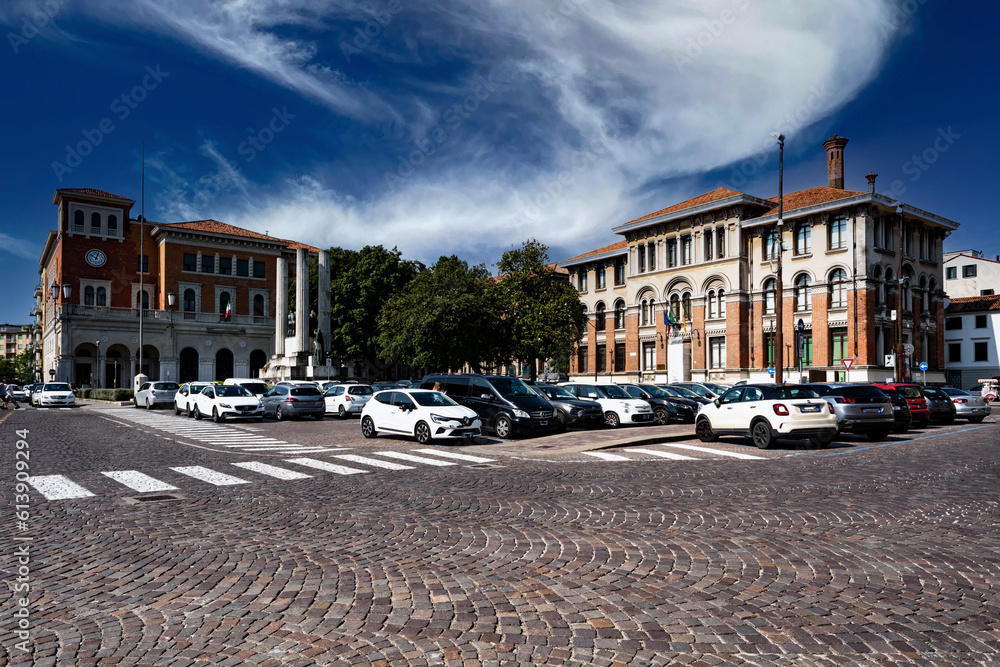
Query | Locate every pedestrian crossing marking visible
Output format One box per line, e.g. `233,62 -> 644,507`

333,454 -> 414,470
102,470 -> 179,493
170,466 -> 250,486
656,442 -> 766,459
413,449 -> 494,463
627,448 -> 698,460
232,461 -> 312,480
285,458 -> 369,475
27,475 -> 95,500
376,451 -> 457,466
584,451 -> 632,461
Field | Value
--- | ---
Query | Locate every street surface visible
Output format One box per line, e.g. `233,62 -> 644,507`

2,403 -> 998,665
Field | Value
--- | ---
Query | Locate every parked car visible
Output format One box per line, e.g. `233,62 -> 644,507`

223,378 -> 270,397
191,384 -> 264,422
28,383 -> 45,406
656,384 -> 711,405
36,382 -> 76,407
419,374 -> 556,438
619,383 -> 696,424
324,383 -> 374,418
695,384 -> 838,449
879,387 -> 912,434
316,381 -> 341,392
936,387 -> 990,422
275,380 -> 319,389
873,383 -> 929,428
671,382 -> 726,400
804,383 -> 894,441
361,389 -> 481,445
260,384 -> 325,420
371,383 -> 402,392
134,381 -> 180,409
529,384 -> 605,431
6,385 -> 29,402
921,387 -> 957,424
174,382 -> 215,416
558,382 -> 654,428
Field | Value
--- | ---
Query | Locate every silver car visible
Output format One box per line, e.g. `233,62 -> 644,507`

937,387 -> 990,423
135,381 -> 180,409
261,384 -> 325,420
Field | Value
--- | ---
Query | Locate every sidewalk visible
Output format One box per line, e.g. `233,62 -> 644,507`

462,423 -> 697,457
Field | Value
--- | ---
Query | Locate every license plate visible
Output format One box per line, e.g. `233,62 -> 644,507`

801,406 -> 820,412
862,408 -> 882,414
538,420 -> 548,426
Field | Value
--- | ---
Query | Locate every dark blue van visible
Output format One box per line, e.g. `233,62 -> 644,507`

420,374 -> 556,438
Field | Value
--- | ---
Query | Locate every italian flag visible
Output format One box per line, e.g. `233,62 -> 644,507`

224,300 -> 232,319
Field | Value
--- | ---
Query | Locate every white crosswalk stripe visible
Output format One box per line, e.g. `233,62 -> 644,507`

285,458 -> 369,475
584,451 -> 632,461
626,448 -> 698,460
102,470 -> 179,492
333,454 -> 414,470
27,475 -> 95,500
232,461 -> 312,480
656,443 -> 766,459
413,449 -> 494,463
375,451 -> 458,466
170,466 -> 250,486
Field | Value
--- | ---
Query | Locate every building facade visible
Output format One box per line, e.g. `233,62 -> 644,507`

1,324 -> 34,360
942,295 -> 1000,390
39,188 -> 318,387
943,250 -> 1000,298
561,136 -> 959,385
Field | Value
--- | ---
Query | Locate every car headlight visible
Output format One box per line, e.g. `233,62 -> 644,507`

219,402 -> 232,409
430,413 -> 453,424
570,408 -> 581,415
512,409 -> 529,419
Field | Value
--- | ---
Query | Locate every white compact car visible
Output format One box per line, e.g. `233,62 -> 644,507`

37,382 -> 76,407
361,389 -> 481,445
190,384 -> 264,422
134,381 -> 180,409
557,382 -> 654,427
695,384 -> 839,449
324,383 -> 374,418
173,382 -> 216,416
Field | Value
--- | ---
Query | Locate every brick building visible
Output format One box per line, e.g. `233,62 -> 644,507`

39,188 -> 318,386
560,136 -> 958,385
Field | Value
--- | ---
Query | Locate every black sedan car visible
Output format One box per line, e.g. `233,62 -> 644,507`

922,387 -> 957,424
879,387 -> 912,434
530,384 -> 604,431
620,383 -> 697,424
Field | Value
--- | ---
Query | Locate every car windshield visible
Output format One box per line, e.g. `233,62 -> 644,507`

44,383 -> 71,391
216,386 -> 252,397
704,383 -> 729,395
638,384 -> 671,398
537,386 -> 577,401
939,387 -> 969,396
489,377 -> 535,397
290,387 -> 322,396
900,386 -> 922,399
770,386 -> 821,399
348,386 -> 374,395
600,384 -> 631,399
154,383 -> 179,390
236,382 -> 268,394
677,384 -> 712,398
412,391 -> 459,407
665,385 -> 700,399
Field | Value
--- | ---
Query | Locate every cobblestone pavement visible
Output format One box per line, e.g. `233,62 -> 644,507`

1,405 -> 998,665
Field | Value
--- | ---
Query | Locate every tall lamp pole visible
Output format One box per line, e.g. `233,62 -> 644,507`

771,132 -> 785,384
896,203 -> 905,383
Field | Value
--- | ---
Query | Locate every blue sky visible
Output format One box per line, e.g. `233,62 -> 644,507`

2,0 -> 997,325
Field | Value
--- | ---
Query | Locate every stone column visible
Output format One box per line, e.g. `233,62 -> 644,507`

275,255 -> 287,357
318,250 -> 330,362
295,247 -> 308,356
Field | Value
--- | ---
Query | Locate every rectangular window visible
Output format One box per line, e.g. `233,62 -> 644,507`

708,337 -> 725,369
800,334 -> 813,366
945,267 -> 957,279
948,343 -> 962,363
253,261 -> 266,279
763,229 -> 778,260
577,346 -> 588,373
642,342 -> 655,371
945,317 -> 963,330
596,344 -> 607,373
202,255 -> 215,273
974,341 -> 989,362
579,270 -> 588,292
183,253 -> 197,272
614,342 -> 626,372
614,260 -> 625,285
717,229 -> 725,258
830,328 -> 849,365
976,314 -> 988,328
219,257 -> 232,275
681,237 -> 692,265
764,333 -> 775,368
704,233 -> 713,261
981,289 -> 994,296
667,240 -> 677,268
137,254 -> 148,273
596,267 -> 606,290
237,259 -> 249,277
637,246 -> 645,273
795,224 -> 811,255
829,217 -> 847,250
963,264 -> 977,278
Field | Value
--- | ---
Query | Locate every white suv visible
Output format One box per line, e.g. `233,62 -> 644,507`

695,384 -> 839,449
557,382 -> 654,427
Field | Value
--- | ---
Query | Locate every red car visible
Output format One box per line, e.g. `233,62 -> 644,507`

873,383 -> 929,428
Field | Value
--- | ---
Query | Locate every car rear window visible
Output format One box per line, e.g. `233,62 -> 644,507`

840,387 -> 886,401
290,387 -> 322,396
154,383 -> 179,390
348,386 -> 373,395
900,387 -> 923,399
239,382 -> 268,394
771,387 -> 820,399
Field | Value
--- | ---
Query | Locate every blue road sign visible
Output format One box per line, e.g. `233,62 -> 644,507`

919,361 -> 928,371
767,367 -> 775,376
798,318 -> 805,333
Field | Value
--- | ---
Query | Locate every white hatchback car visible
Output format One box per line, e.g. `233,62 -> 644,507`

557,382 -> 654,427
190,384 -> 264,422
173,382 -> 215,416
134,381 -> 180,409
37,382 -> 76,407
324,383 -> 374,418
361,389 -> 481,445
695,384 -> 839,449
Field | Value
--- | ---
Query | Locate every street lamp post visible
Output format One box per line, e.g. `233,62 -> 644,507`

896,203 -> 905,383
770,132 -> 785,384
95,339 -> 101,388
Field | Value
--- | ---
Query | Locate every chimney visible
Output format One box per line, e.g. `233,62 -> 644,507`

865,171 -> 878,194
823,134 -> 849,189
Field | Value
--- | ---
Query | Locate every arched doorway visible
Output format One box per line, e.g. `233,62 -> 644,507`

249,349 -> 268,378
138,345 -> 160,380
74,346 -> 95,387
179,348 -> 199,383
216,348 -> 234,381
105,347 -> 127,389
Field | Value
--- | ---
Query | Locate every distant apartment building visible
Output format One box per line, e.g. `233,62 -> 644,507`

943,250 -> 1000,298
0,324 -> 34,360
560,136 -> 959,384
942,295 -> 1000,389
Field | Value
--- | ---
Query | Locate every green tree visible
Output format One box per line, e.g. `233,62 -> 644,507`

11,349 -> 34,385
494,239 -> 586,381
377,255 -> 497,372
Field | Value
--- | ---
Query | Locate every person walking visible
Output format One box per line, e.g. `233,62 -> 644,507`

0,381 -> 7,409
3,381 -> 21,409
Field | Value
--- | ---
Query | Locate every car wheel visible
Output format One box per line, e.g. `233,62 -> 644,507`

146,398 -> 154,410
939,416 -> 955,425
361,416 -> 377,439
276,406 -> 286,421
751,420 -> 776,449
313,413 -> 324,421
810,432 -> 834,449
653,408 -> 670,426
695,417 -> 717,442
556,411 -> 568,433
866,429 -> 891,442
414,421 -> 432,445
192,405 -> 202,421
134,398 -> 141,409
338,405 -> 346,419
256,417 -> 264,423
174,405 -> 182,416
969,416 -> 985,423
213,408 -> 224,423
604,411 -> 620,428
494,415 -> 513,439
893,425 -> 909,434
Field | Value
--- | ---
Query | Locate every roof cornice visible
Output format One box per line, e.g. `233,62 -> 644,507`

611,193 -> 772,235
150,223 -> 291,251
559,245 -> 628,268
741,193 -> 960,230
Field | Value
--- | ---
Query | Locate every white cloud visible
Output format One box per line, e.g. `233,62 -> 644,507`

0,232 -> 41,261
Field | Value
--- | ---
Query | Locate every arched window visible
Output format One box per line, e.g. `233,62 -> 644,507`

682,292 -> 692,323
91,212 -> 101,234
901,269 -> 913,312
253,294 -> 265,317
96,287 -> 107,307
670,294 -> 681,321
219,291 -> 232,315
614,300 -> 626,330
874,266 -> 885,307
107,214 -> 118,234
794,274 -> 812,311
718,289 -> 726,319
73,210 -> 84,231
183,289 -> 196,312
84,286 -> 95,306
919,275 -> 928,312
595,303 -> 606,331
829,268 -> 847,308
708,290 -> 717,319
763,278 -> 776,315
138,290 -> 150,310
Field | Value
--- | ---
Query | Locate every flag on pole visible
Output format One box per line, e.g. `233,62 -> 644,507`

224,300 -> 232,320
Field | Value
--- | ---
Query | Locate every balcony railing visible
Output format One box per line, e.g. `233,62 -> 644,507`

60,304 -> 274,327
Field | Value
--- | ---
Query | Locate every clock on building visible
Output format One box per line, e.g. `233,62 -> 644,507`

85,249 -> 107,267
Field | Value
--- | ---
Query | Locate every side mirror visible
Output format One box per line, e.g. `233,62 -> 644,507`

713,398 -> 721,407
481,393 -> 492,400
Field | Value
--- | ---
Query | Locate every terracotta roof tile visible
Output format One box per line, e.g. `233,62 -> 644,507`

623,187 -> 744,225
562,240 -> 627,263
759,186 -> 865,217
945,295 -> 1000,313
59,188 -> 133,202
159,219 -> 321,253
